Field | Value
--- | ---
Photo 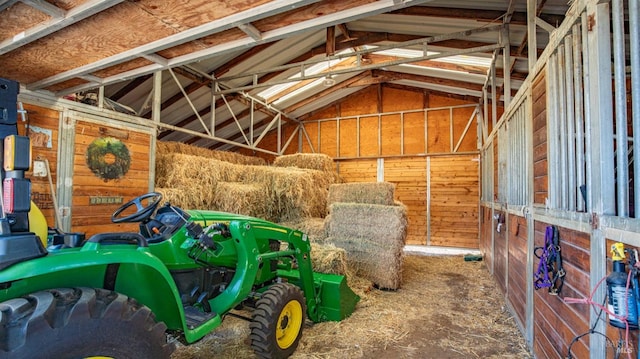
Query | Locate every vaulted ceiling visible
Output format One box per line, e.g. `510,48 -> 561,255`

0,0 -> 569,152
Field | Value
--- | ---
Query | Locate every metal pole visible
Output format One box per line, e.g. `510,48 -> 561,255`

573,23 -> 586,212
527,0 -> 537,72
565,36 -> 576,211
547,52 -> 558,209
587,3 -> 614,358
557,44 -> 569,210
613,0 -> 629,217
582,12 -> 593,213
631,0 -> 640,217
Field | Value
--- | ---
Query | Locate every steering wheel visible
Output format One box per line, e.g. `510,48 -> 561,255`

112,192 -> 163,224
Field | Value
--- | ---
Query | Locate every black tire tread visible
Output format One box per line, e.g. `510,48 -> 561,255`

249,283 -> 306,359
0,287 -> 174,359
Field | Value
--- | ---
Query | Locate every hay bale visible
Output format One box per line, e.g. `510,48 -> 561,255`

213,182 -> 268,218
279,217 -> 327,243
155,152 -> 331,222
310,243 -> 349,277
273,153 -> 336,172
325,203 -> 407,242
325,203 -> 407,289
155,188 -> 189,207
157,141 -> 266,165
328,182 -> 396,206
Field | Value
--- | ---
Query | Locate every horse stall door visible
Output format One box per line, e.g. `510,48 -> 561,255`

65,115 -> 154,238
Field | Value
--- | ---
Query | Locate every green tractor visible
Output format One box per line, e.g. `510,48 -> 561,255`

0,78 -> 359,358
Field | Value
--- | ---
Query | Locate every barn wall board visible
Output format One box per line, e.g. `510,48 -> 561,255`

21,104 -> 61,230
19,92 -> 157,240
383,157 -> 427,245
66,114 -> 154,238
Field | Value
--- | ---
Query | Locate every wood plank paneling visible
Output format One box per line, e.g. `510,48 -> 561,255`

301,121 -> 319,153
385,157 -> 426,245
493,210 -> 507,293
319,120 -> 337,158
480,205 -> 493,266
338,118 -> 357,158
532,221 -> 590,359
403,111 -> 425,155
427,109 -> 451,153
429,155 -> 479,248
71,120 -> 152,237
507,215 -> 527,328
381,114 -> 401,155
359,116 -> 379,157
23,104 -> 60,229
337,159 -> 377,183
532,72 -> 548,205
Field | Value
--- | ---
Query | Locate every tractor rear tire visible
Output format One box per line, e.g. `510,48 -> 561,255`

0,287 -> 174,359
249,283 -> 306,359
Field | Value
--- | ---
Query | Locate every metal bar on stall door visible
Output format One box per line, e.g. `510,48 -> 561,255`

565,35 -> 577,211
547,52 -> 558,209
573,23 -> 586,212
557,44 -> 569,210
582,12 -> 593,213
613,0 -> 629,217
631,0 -> 640,217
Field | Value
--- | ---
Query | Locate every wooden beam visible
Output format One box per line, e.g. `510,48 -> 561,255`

385,83 -> 481,103
326,26 -> 336,56
109,74 -> 152,101
373,69 -> 484,92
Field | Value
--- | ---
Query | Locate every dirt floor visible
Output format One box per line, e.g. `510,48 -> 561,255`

171,255 -> 532,359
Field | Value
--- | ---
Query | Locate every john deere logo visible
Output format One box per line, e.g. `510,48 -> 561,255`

86,137 -> 131,181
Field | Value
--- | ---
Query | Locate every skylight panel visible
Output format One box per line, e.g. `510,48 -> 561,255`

372,47 -> 491,69
257,50 -> 351,101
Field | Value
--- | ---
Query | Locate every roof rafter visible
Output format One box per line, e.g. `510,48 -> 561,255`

0,0 -> 124,56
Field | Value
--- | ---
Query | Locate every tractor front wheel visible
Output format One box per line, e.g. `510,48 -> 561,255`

250,283 -> 306,359
0,287 -> 174,359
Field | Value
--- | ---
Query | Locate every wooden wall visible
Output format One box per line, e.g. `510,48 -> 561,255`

532,222 -> 590,358
70,118 -> 152,237
507,214 -> 527,328
384,157 -> 427,245
532,73 -> 548,205
294,85 -> 481,248
22,104 -> 60,228
481,215 -> 592,358
19,97 -> 155,240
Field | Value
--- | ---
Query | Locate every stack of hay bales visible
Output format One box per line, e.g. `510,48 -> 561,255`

325,182 -> 407,290
155,144 -> 340,223
157,141 -> 266,165
272,153 -> 342,217
155,143 -> 351,276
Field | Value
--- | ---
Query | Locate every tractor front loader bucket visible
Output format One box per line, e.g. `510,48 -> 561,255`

313,271 -> 360,322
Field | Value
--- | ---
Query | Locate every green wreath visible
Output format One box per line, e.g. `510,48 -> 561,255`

86,137 -> 131,181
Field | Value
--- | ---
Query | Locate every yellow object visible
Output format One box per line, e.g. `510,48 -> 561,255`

611,242 -> 626,261
4,135 -> 32,171
28,201 -> 48,246
276,299 -> 303,349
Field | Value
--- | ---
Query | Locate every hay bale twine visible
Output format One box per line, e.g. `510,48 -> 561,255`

326,203 -> 408,290
213,182 -> 268,219
328,182 -> 396,206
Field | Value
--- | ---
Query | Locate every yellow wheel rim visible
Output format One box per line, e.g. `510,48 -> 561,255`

276,300 -> 303,349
